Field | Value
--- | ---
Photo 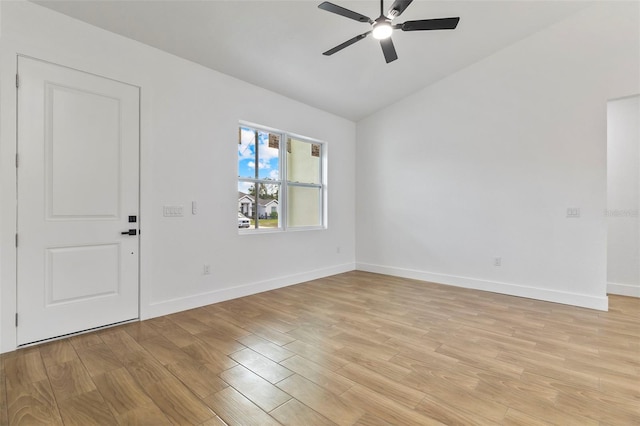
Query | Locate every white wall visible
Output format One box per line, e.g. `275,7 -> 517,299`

0,1 -> 356,353
607,95 -> 640,297
356,2 -> 640,310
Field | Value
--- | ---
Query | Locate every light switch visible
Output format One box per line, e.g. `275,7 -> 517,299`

163,205 -> 184,217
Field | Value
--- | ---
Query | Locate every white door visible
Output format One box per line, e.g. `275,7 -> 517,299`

16,57 -> 140,346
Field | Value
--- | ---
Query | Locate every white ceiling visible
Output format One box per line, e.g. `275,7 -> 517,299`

33,0 -> 592,121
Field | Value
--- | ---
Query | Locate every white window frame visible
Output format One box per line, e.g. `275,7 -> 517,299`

238,121 -> 326,233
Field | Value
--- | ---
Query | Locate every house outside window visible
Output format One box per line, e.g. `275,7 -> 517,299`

238,123 -> 324,231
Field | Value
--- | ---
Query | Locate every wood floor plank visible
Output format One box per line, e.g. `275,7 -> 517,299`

0,358 -> 8,426
219,364 -> 291,412
415,393 -> 504,425
180,340 -> 238,372
38,340 -> 78,367
270,398 -> 337,426
204,386 -> 281,426
6,379 -> 63,425
114,405 -> 173,426
353,412 -> 394,426
167,312 -> 213,335
341,384 -> 443,426
230,347 -> 293,384
280,355 -> 355,395
277,374 -> 365,426
166,360 -> 229,398
46,359 -> 96,402
57,389 -> 117,426
98,329 -> 145,356
92,367 -> 155,416
138,335 -> 195,366
502,408 -> 554,426
237,334 -> 295,362
194,330 -> 247,355
243,322 -> 297,346
417,378 -> 509,423
4,350 -> 48,389
205,313 -> 254,339
120,349 -> 173,388
282,340 -> 349,371
121,322 -> 161,342
555,387 -> 640,425
68,333 -> 103,351
147,317 -> 201,348
145,377 -> 216,424
75,343 -> 123,377
336,362 -> 425,408
436,343 -> 524,378
473,370 -> 558,411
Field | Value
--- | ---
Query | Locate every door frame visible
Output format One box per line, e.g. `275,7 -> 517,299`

14,54 -> 143,347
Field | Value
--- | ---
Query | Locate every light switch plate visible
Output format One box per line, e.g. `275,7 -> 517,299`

163,205 -> 184,217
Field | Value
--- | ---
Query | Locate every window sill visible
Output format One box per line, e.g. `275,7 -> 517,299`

238,225 -> 326,235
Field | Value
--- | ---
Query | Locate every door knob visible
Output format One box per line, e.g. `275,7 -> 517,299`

121,229 -> 137,236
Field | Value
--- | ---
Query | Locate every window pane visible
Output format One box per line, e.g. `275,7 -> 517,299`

287,186 -> 321,227
257,183 -> 280,228
258,131 -> 280,180
287,138 -> 320,184
238,182 -> 255,229
238,127 -> 256,179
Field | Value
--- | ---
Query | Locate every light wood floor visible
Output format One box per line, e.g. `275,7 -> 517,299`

1,271 -> 639,425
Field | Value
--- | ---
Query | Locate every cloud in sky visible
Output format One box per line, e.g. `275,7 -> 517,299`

239,127 -> 280,179
238,181 -> 253,194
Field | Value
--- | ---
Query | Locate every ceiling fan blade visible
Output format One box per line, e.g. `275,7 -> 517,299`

400,17 -> 460,31
380,38 -> 398,63
323,32 -> 370,56
387,0 -> 414,18
318,2 -> 373,23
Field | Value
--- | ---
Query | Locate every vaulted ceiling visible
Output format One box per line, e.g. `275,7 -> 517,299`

33,0 -> 591,121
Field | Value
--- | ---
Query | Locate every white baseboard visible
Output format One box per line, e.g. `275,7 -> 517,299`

141,262 -> 356,320
356,262 -> 609,311
607,282 -> 640,298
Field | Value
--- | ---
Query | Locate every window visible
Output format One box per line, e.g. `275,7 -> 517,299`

238,123 -> 324,231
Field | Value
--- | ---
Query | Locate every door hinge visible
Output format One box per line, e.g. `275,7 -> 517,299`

15,313 -> 18,327
15,233 -> 18,247
15,153 -> 19,168
16,74 -> 19,89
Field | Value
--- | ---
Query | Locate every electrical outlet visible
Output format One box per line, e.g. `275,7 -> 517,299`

494,257 -> 502,267
566,208 -> 580,218
203,264 -> 211,275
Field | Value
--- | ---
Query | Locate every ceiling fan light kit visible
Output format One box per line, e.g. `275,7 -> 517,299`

372,19 -> 393,40
319,0 -> 460,63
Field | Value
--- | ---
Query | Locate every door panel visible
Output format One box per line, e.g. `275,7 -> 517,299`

47,84 -> 121,218
46,244 -> 120,305
17,57 -> 140,346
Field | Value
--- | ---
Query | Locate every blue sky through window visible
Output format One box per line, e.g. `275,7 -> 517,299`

238,127 -> 280,184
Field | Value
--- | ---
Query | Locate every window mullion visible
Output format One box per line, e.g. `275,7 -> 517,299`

282,133 -> 287,231
287,182 -> 322,188
254,130 -> 259,229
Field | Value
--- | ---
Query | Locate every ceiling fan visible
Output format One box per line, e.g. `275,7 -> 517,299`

319,0 -> 460,63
